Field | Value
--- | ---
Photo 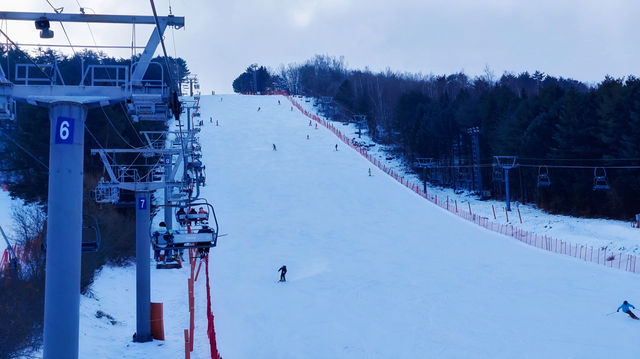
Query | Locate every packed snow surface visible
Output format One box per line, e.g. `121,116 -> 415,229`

200,95 -> 640,358
295,98 -> 640,256
19,94 -> 640,358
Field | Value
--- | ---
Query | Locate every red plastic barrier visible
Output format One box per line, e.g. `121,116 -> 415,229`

204,256 -> 222,359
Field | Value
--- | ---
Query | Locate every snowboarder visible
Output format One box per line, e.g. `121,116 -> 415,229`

335,144 -> 338,151
210,116 -> 213,123
257,107 -> 261,112
315,123 -> 318,129
309,120 -> 312,126
306,134 -> 309,140
273,144 -> 277,151
278,265 -> 287,282
290,106 -> 293,111
216,120 -> 219,126
368,168 -> 372,176
617,300 -> 639,319
278,100 -> 281,105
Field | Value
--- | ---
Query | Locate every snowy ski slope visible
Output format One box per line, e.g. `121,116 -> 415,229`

200,94 -> 640,358
24,93 -> 639,358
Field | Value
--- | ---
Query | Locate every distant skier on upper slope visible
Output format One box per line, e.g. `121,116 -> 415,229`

278,265 -> 287,282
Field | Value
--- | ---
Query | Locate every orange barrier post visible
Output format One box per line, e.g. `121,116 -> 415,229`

468,202 -> 472,216
492,205 -> 496,219
505,208 -> 509,222
150,302 -> 165,340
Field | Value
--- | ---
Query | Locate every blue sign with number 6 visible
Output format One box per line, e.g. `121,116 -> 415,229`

55,117 -> 74,144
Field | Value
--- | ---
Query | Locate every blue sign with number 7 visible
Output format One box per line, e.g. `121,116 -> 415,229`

138,197 -> 147,210
55,117 -> 75,144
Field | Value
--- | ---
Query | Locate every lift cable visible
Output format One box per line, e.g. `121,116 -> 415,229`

150,0 -> 188,185
0,28 -> 52,81
414,162 -> 640,170
0,132 -> 49,170
84,124 -> 105,150
72,0 -> 145,148
43,0 -> 77,57
149,0 -> 177,91
100,107 -> 141,149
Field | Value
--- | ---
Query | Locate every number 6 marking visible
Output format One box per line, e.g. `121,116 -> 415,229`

59,120 -> 70,140
55,117 -> 74,144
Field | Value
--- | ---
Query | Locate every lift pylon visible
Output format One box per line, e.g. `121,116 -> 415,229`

0,9 -> 185,357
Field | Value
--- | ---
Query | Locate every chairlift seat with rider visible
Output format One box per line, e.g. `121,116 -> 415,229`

152,200 -> 219,251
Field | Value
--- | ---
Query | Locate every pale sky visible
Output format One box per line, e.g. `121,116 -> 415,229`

3,0 -> 639,93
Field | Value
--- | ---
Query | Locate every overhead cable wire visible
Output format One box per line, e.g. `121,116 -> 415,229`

149,0 -> 176,91
73,0 -> 145,148
150,0 -> 188,182
0,132 -> 48,170
0,28 -> 52,81
100,107 -> 142,149
43,0 -> 77,57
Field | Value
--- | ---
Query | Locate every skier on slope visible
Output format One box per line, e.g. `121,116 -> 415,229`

278,265 -> 287,282
273,144 -> 277,151
617,300 -> 639,319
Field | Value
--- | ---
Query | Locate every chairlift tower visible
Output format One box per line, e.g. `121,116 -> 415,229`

414,158 -> 435,193
0,10 -> 184,358
353,114 -> 367,138
92,147 -> 185,342
466,127 -> 482,193
494,156 -> 518,211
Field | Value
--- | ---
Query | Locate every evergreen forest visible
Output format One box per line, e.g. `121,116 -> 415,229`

234,55 -> 640,220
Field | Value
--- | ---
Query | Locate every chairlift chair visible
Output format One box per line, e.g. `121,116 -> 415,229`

537,166 -> 551,187
93,181 -> 120,204
0,96 -> 16,122
151,200 -> 219,251
593,167 -> 610,190
82,215 -> 101,252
